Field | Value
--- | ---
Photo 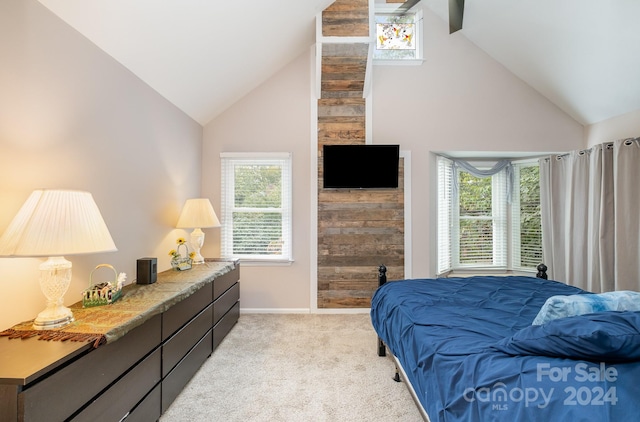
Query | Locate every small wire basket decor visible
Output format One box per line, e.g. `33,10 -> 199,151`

82,264 -> 126,308
170,238 -> 194,271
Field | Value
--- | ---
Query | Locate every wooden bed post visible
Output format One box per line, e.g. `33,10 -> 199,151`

377,265 -> 387,357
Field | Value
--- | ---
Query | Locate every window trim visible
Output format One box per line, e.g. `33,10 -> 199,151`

220,152 -> 293,265
373,8 -> 424,65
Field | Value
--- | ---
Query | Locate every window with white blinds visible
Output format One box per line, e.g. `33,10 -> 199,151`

455,168 -> 508,268
436,155 -> 542,275
437,157 -> 452,274
220,153 -> 292,262
511,163 -> 542,270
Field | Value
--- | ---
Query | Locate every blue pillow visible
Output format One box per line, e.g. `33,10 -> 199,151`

532,291 -> 640,325
494,311 -> 640,362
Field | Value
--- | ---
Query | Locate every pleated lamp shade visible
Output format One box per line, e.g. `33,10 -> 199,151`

176,198 -> 220,229
0,189 -> 117,257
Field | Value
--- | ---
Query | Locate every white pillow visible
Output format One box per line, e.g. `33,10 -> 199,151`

532,290 -> 640,325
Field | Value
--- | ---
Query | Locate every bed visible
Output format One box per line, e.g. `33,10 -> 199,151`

371,265 -> 640,421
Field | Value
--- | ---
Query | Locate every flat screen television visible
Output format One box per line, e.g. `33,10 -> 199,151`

323,144 -> 399,189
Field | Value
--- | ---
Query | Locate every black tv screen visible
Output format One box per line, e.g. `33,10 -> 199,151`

323,144 -> 399,189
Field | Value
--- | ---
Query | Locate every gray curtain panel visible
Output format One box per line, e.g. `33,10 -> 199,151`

540,138 -> 640,292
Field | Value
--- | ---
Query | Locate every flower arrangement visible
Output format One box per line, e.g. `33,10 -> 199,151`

116,272 -> 127,289
169,237 -> 195,271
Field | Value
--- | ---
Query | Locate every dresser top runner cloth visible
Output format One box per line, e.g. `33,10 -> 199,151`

0,260 -> 236,348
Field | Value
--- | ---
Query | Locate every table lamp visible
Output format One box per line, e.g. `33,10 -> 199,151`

176,198 -> 220,264
0,189 -> 117,330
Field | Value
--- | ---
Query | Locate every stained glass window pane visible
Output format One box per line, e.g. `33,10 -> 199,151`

374,13 -> 418,60
377,23 -> 415,50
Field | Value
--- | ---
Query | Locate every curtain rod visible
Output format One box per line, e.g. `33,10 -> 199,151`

543,137 -> 639,161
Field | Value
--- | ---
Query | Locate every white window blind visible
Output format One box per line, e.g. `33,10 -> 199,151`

511,162 -> 542,269
437,156 -> 452,274
454,166 -> 507,269
220,153 -> 292,262
492,170 -> 508,267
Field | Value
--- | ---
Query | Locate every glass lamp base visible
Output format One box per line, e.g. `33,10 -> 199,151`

33,309 -> 74,330
34,256 -> 74,330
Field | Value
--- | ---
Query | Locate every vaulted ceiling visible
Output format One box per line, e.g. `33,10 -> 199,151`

423,0 -> 640,126
36,0 -> 335,125
37,0 -> 640,126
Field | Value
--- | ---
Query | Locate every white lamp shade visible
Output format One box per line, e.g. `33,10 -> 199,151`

0,189 -> 117,257
176,198 -> 220,229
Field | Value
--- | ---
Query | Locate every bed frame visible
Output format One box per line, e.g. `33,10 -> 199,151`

375,264 -> 549,421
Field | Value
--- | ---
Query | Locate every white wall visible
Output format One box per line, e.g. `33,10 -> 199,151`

201,50 -> 313,312
0,0 -> 202,330
585,109 -> 640,147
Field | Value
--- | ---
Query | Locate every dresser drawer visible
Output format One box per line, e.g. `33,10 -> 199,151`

213,301 -> 239,350
71,348 -> 161,422
124,383 -> 161,422
162,330 -> 213,413
19,314 -> 161,422
213,282 -> 239,325
213,265 -> 239,300
162,303 -> 213,377
162,282 -> 213,340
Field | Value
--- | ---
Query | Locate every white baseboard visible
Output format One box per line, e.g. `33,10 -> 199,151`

240,308 -> 371,314
313,308 -> 371,314
240,308 -> 310,314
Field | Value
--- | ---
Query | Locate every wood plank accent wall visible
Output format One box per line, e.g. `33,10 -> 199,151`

322,0 -> 370,37
318,0 -> 405,308
321,43 -> 368,98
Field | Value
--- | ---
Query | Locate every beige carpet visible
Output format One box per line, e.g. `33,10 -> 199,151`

160,313 -> 423,422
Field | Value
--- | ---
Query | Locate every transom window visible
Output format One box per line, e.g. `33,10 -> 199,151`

374,9 -> 423,63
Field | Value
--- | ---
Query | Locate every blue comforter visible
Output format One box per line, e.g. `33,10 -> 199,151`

370,276 -> 640,421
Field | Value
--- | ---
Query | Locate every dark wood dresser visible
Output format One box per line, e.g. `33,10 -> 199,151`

0,260 -> 240,422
